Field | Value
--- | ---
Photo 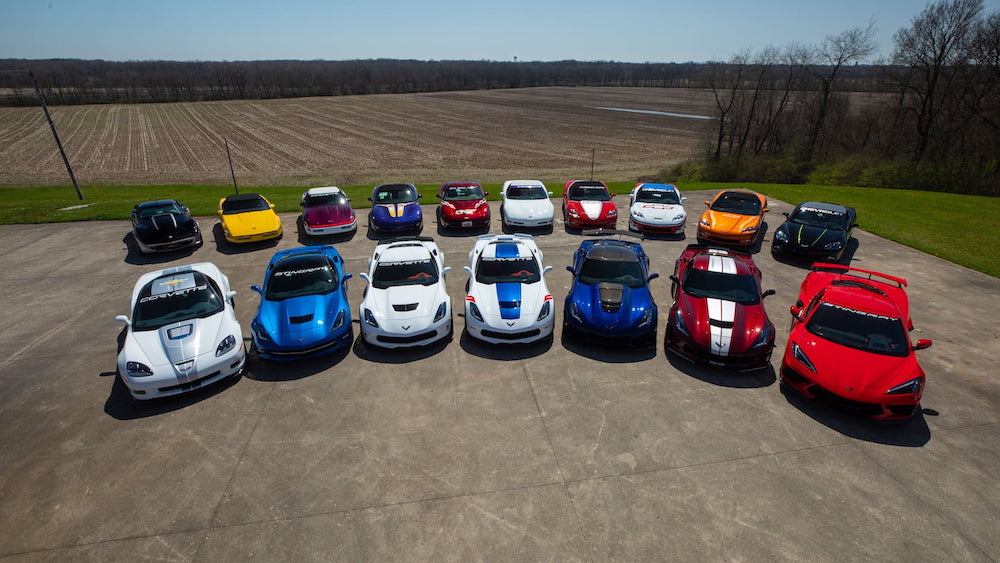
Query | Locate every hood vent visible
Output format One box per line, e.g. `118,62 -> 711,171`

393,303 -> 419,312
289,314 -> 314,324
598,283 -> 623,313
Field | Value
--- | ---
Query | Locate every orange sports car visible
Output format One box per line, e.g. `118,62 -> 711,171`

697,189 -> 768,247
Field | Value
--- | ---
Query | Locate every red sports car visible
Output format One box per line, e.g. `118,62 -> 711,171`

562,180 -> 617,231
437,182 -> 490,230
665,245 -> 776,370
780,264 -> 933,421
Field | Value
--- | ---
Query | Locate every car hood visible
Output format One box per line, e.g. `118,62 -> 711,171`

571,281 -> 652,328
630,202 -> 685,223
256,293 -> 346,347
676,293 -> 769,355
222,210 -> 281,236
304,205 -> 354,226
366,284 -> 441,320
135,214 -> 198,242
702,210 -> 759,234
125,313 -> 231,370
569,200 -> 614,220
792,331 -> 923,399
372,202 -> 421,223
504,198 -> 554,220
443,199 -> 485,210
777,221 -> 846,249
471,280 -> 548,320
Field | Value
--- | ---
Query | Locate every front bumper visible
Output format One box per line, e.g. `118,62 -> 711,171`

135,232 -> 203,253
562,315 -> 656,348
697,227 -> 756,246
465,315 -> 554,344
630,218 -> 684,235
779,361 -> 921,421
254,326 -> 354,361
665,324 -> 771,371
361,318 -> 452,349
304,218 -> 357,236
121,345 -> 246,400
225,227 -> 283,244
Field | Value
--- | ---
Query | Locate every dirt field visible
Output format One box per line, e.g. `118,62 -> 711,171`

0,87 -> 715,187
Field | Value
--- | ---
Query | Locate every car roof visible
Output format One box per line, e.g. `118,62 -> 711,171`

478,235 -> 535,259
796,201 -> 850,213
305,186 -> 343,196
137,199 -> 179,207
635,183 -> 679,191
585,242 -> 639,262
374,183 -> 415,191
223,192 -> 264,202
379,243 -> 433,263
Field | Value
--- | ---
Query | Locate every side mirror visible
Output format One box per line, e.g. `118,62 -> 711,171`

226,291 -> 238,302
669,274 -> 679,283
543,266 -> 553,275
762,208 -> 769,213
783,212 -> 790,218
547,191 -> 553,196
680,196 -> 687,202
418,193 -> 423,199
250,285 -> 263,295
359,272 -> 370,283
851,223 -> 859,228
342,273 -> 353,284
648,273 -> 660,282
762,289 -> 776,298
442,266 -> 451,276
483,191 -> 489,197
914,339 -> 933,350
704,201 -> 710,206
566,265 -> 575,274
790,305 -> 802,319
115,315 -> 130,326
463,266 -> 473,275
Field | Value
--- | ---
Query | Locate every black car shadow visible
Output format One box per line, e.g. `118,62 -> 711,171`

243,338 -> 352,381
501,221 -> 555,236
560,331 -> 657,362
666,350 -> 777,388
458,329 -> 553,360
102,368 -> 241,420
435,220 -> 492,238
295,216 -> 357,246
779,381 -> 932,446
212,223 -> 281,255
769,237 -> 861,269
122,232 -> 199,265
365,223 -> 424,241
351,325 -> 451,363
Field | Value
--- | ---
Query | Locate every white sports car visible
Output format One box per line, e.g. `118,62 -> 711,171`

115,263 -> 245,400
500,180 -> 554,230
359,236 -> 453,348
628,182 -> 687,235
463,234 -> 554,344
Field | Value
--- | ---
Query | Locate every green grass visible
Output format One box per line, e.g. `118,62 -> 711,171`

1,181 -> 997,278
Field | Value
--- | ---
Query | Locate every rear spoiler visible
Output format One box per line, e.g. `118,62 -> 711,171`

683,243 -> 751,258
581,229 -> 645,241
810,263 -> 907,288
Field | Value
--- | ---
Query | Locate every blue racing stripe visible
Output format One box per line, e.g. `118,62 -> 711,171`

494,243 -> 519,258
496,282 -> 522,319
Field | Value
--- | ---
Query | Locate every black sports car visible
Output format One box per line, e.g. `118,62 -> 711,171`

771,201 -> 857,262
130,199 -> 203,253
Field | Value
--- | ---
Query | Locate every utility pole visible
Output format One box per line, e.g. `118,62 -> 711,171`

28,71 -> 83,200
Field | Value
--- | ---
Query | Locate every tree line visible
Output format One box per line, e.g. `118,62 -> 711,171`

681,0 -> 999,196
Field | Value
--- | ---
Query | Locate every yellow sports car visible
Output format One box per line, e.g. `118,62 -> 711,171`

697,189 -> 768,247
217,193 -> 283,244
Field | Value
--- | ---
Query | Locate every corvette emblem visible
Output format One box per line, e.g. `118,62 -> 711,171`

402,325 -> 411,331
506,321 -> 516,327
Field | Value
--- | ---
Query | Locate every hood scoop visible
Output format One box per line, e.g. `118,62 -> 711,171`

598,283 -> 624,313
289,314 -> 314,324
393,303 -> 419,312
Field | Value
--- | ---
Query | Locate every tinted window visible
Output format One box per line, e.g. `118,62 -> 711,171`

578,257 -> 645,288
266,255 -> 338,300
304,193 -> 348,207
137,202 -> 183,218
476,256 -> 541,284
133,271 -> 224,331
806,302 -> 909,357
790,206 -> 848,229
507,186 -> 547,200
682,268 -> 760,305
222,196 -> 270,214
568,185 -> 611,202
372,259 -> 439,289
710,193 -> 761,215
635,189 -> 679,204
375,186 -> 418,203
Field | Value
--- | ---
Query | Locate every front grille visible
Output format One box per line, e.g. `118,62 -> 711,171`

807,384 -> 884,416
159,370 -> 220,393
887,404 -> 918,416
267,338 -> 341,356
481,328 -> 541,340
378,330 -> 437,344
781,365 -> 809,384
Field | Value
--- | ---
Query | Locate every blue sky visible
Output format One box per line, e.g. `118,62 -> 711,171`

3,0 -> 999,63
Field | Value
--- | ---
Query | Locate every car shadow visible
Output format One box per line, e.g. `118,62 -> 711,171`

769,237 -> 861,269
295,216 -> 357,246
560,332 -> 656,362
435,220 -> 492,238
779,381 -> 932,446
244,340 -> 352,381
501,221 -> 555,236
458,330 -> 553,359
666,351 -> 777,388
102,368 -> 242,420
122,233 -> 199,265
212,223 -> 281,255
351,328 -> 451,363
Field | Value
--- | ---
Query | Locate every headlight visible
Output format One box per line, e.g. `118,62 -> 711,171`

468,301 -> 484,322
332,309 -> 346,331
251,321 -> 273,343
568,208 -> 580,217
886,377 -> 922,395
537,300 -> 551,321
751,323 -> 774,349
672,213 -> 685,222
699,218 -> 710,227
216,335 -> 237,356
433,301 -> 448,323
774,230 -> 787,242
364,308 -> 379,328
125,361 -> 153,377
791,342 -> 816,373
672,308 -> 689,336
607,209 -> 617,217
632,210 -> 644,219
741,225 -> 758,233
637,307 -> 654,328
568,301 -> 582,322
823,240 -> 843,250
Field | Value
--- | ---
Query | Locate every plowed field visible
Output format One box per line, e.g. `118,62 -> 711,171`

0,87 -> 715,187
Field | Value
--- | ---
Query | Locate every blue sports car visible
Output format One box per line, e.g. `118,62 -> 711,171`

368,183 -> 423,234
563,231 -> 659,348
250,246 -> 353,360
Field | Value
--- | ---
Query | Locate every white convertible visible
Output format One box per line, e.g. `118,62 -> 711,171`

500,180 -> 554,230
115,263 -> 245,400
463,234 -> 554,344
359,237 -> 453,348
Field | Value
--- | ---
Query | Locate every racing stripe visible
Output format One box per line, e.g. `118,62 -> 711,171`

494,242 -> 519,258
707,298 -> 735,356
707,255 -> 737,274
496,282 -> 521,319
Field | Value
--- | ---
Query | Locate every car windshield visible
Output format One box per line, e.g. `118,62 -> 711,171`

568,185 -> 611,202
682,268 -> 760,305
222,195 -> 270,214
375,185 -> 418,204
476,256 -> 541,284
372,258 -> 439,289
790,206 -> 848,229
304,193 -> 348,207
443,185 -> 484,200
132,271 -> 224,331
635,189 -> 680,204
578,257 -> 645,289
711,192 -> 761,215
506,186 -> 547,200
266,255 -> 338,301
806,302 -> 909,357
137,202 -> 183,218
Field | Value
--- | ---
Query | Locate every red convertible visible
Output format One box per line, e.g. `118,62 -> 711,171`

780,264 -> 933,421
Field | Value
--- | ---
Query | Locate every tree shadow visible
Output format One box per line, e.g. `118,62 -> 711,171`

779,381 -> 932,446
666,350 -> 777,388
458,329 -> 553,360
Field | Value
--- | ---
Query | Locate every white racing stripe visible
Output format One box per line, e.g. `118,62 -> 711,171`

708,254 -> 737,274
707,298 -> 735,356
